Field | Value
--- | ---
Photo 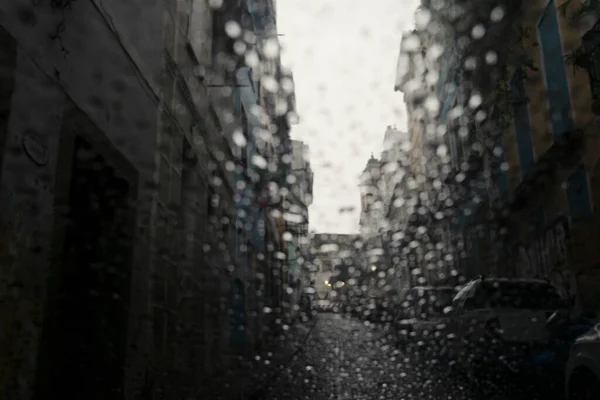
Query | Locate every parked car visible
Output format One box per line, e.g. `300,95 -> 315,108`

565,318 -> 600,400
392,286 -> 457,356
446,278 -> 564,371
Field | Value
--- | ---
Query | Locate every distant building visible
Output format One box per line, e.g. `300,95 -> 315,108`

311,233 -> 360,300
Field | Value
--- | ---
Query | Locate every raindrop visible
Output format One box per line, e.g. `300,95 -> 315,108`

225,21 -> 242,38
251,154 -> 267,169
281,77 -> 294,93
426,43 -> 444,60
485,50 -> 498,65
469,94 -> 482,109
464,56 -> 477,70
471,24 -> 485,39
232,129 -> 247,147
263,38 -> 280,58
245,50 -> 259,67
234,40 -> 247,55
414,8 -> 431,29
425,96 -> 440,113
286,174 -> 297,184
262,75 -> 279,92
491,6 -> 505,21
402,34 -> 421,52
436,144 -> 448,157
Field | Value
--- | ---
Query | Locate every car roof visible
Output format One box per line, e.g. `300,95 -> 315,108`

412,286 -> 456,291
471,278 -> 556,286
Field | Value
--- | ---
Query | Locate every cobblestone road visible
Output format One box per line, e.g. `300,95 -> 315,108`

260,313 -> 462,400
255,313 -> 559,400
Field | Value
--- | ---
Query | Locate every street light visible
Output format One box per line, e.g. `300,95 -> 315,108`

371,265 -> 377,271
324,280 -> 329,285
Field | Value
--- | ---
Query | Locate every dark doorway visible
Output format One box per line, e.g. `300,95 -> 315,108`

34,135 -> 134,400
0,25 -> 16,178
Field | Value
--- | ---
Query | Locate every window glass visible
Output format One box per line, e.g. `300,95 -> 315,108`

479,281 -> 562,310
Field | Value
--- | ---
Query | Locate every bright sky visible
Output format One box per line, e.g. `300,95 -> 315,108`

277,0 -> 420,234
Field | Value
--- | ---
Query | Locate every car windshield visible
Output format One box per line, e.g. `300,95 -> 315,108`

477,281 -> 563,310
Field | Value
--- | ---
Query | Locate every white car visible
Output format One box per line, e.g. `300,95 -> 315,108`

447,278 -> 564,365
565,322 -> 600,399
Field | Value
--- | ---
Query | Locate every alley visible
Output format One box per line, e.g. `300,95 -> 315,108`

261,314 -> 468,400
259,313 -> 560,400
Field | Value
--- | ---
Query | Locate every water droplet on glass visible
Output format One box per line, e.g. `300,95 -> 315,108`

225,21 -> 241,38
471,24 -> 485,39
263,38 -> 280,58
232,129 -> 247,147
491,6 -> 505,21
486,50 -> 498,65
251,154 -> 267,169
469,94 -> 482,108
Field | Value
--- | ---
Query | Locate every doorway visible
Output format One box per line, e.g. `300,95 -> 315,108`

0,24 -> 16,180
34,133 -> 135,400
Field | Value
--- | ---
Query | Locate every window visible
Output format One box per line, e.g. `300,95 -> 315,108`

538,0 -> 574,136
566,164 -> 593,220
478,281 -> 562,310
511,68 -> 535,173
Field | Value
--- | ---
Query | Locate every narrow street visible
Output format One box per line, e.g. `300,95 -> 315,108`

261,313 -> 555,400
262,314 -> 457,400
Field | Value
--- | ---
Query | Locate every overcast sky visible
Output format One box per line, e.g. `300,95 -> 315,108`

277,0 -> 419,234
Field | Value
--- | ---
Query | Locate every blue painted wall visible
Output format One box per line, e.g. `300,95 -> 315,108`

538,0 -> 574,136
511,68 -> 535,173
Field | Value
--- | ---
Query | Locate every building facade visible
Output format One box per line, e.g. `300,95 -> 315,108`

311,233 -> 360,300
0,2 -> 165,398
405,0 -> 600,313
0,0 -> 298,399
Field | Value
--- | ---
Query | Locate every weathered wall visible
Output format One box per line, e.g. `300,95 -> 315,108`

0,1 -> 162,398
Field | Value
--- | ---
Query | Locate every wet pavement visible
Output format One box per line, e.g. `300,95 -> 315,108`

258,313 -> 559,400
261,313 -> 453,399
